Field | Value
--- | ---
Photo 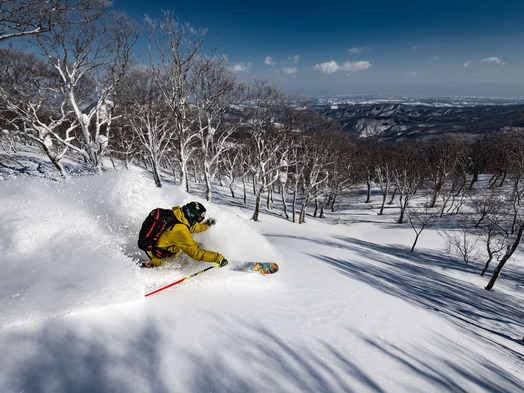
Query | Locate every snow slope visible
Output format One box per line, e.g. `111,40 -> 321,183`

0,148 -> 523,392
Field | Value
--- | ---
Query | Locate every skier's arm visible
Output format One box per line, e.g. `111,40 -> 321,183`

176,227 -> 223,262
189,219 -> 216,233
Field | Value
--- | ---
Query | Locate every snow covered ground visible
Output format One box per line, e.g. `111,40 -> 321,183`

1,147 -> 523,392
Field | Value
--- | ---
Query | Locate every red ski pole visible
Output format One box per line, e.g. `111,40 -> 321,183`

145,264 -> 217,297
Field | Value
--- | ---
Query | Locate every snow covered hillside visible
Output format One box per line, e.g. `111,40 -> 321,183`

1,148 -> 523,392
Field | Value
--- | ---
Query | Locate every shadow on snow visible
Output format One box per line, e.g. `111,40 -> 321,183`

312,236 -> 524,363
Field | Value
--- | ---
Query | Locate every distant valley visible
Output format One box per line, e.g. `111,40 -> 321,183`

311,96 -> 524,140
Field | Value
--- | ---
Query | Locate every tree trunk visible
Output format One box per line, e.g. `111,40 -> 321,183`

252,191 -> 263,221
292,190 -> 297,223
388,187 -> 397,205
299,198 -> 310,224
481,254 -> 493,276
281,185 -> 289,219
204,168 -> 212,201
411,233 -> 420,252
379,192 -> 387,215
485,225 -> 524,290
330,192 -> 338,212
319,195 -> 330,219
365,179 -> 372,203
242,178 -> 247,204
398,195 -> 409,224
40,142 -> 69,180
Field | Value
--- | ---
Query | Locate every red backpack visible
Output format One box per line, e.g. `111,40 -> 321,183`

137,208 -> 180,258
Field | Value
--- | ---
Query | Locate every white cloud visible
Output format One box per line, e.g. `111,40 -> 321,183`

283,67 -> 297,74
231,62 -> 252,72
430,55 -> 440,62
407,71 -> 417,77
340,61 -> 372,72
313,60 -> 340,74
314,60 -> 371,74
348,47 -> 371,54
463,60 -> 473,68
288,55 -> 300,63
480,57 -> 506,65
264,56 -> 276,65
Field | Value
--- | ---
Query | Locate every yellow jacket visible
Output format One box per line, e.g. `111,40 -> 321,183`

148,206 -> 223,267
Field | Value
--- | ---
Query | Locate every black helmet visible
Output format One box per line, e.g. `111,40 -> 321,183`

183,201 -> 206,225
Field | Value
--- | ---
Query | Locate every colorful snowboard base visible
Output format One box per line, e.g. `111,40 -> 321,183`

229,262 -> 279,274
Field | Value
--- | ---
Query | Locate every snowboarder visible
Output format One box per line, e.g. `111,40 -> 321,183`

139,201 -> 228,268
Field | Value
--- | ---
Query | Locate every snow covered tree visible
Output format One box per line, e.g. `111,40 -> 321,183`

117,67 -> 174,187
320,137 -> 359,216
0,48 -> 76,178
31,1 -> 139,174
219,141 -> 251,200
192,56 -> 248,201
245,79 -> 294,222
298,146 -> 330,223
0,0 -> 62,42
286,131 -> 333,223
146,11 -> 217,192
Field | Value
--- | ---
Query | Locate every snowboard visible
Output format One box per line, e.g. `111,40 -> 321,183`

229,262 -> 279,274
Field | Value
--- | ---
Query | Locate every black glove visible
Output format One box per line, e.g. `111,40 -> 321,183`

205,218 -> 217,226
218,258 -> 228,268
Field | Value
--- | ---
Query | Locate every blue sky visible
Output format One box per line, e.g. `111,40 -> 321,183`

113,0 -> 524,97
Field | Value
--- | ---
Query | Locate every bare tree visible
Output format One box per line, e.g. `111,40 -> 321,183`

484,127 -> 524,290
423,134 -> 469,208
407,202 -> 440,251
375,146 -> 398,215
441,216 -> 481,264
485,221 -> 524,290
468,192 -> 509,276
393,141 -> 425,224
467,134 -> 492,190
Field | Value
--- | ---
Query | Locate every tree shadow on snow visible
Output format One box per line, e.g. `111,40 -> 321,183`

2,321 -> 171,393
3,303 -> 523,393
356,332 -> 524,393
312,236 -> 524,362
2,312 -> 384,393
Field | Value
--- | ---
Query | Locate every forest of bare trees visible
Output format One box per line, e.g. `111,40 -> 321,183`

2,0 -> 524,291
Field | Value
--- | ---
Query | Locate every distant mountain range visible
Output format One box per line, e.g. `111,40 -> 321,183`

311,96 -> 524,140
